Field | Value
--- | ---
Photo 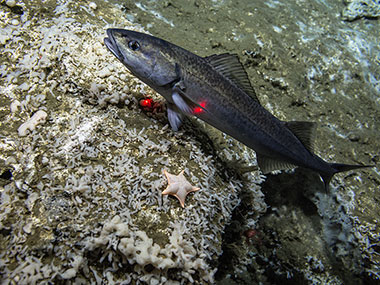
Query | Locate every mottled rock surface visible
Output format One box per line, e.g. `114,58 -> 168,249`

0,0 -> 265,283
342,0 -> 380,21
1,0 -> 379,284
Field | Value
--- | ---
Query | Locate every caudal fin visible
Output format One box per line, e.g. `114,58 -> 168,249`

320,163 -> 373,192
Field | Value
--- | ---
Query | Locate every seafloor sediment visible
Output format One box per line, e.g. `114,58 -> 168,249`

0,0 -> 379,284
0,0 -> 265,283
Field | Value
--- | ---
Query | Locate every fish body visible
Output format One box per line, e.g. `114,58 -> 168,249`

104,28 -> 370,190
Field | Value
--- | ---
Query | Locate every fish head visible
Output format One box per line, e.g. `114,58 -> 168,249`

104,29 -> 178,87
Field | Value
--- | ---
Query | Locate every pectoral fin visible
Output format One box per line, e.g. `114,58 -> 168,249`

172,92 -> 194,115
171,90 -> 208,116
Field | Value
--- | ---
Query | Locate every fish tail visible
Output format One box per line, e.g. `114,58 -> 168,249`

320,163 -> 373,192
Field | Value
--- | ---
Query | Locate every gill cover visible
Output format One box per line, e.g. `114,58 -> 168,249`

104,29 -> 179,87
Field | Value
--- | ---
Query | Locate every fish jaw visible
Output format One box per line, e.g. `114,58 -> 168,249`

104,29 -> 123,61
104,29 -> 180,90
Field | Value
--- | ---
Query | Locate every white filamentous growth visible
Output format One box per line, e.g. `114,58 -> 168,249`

18,110 -> 48,137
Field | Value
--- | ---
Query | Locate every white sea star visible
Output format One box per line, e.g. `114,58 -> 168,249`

162,170 -> 200,208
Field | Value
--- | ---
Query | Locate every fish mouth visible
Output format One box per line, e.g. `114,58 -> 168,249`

104,28 -> 155,83
104,29 -> 122,60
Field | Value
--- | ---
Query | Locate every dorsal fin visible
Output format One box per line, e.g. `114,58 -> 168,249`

285,121 -> 317,153
205,53 -> 260,103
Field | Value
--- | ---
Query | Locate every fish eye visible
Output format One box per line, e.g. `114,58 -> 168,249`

128,40 -> 140,51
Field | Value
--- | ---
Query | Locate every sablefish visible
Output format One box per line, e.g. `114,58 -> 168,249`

104,28 -> 372,190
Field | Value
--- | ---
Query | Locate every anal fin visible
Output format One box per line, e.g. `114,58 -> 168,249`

257,153 -> 297,174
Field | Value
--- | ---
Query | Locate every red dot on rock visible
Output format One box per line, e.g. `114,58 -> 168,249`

140,98 -> 152,108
